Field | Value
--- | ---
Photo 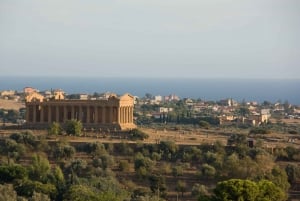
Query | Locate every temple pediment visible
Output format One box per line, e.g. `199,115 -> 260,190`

119,93 -> 134,101
25,92 -> 44,102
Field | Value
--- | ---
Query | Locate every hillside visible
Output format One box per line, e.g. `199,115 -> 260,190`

0,99 -> 25,110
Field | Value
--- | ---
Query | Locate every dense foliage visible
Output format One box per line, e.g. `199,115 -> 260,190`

0,130 -> 298,200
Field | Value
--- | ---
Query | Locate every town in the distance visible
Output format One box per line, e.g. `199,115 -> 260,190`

1,86 -> 299,128
0,86 -> 300,201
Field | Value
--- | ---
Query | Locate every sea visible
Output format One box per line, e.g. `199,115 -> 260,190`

0,76 -> 299,105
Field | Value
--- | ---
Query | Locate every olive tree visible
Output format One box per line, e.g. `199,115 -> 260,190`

65,119 -> 82,136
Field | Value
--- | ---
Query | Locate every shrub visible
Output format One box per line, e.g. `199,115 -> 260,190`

199,120 -> 210,129
288,130 -> 298,134
129,129 -> 149,140
48,122 -> 62,135
64,119 -> 82,136
119,160 -> 130,172
249,127 -> 271,134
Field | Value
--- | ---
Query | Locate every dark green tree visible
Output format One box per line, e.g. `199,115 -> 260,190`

148,174 -> 167,199
257,180 -> 287,201
65,119 -> 82,136
1,139 -> 25,164
285,163 -> 300,184
0,164 -> 28,183
213,179 -> 259,201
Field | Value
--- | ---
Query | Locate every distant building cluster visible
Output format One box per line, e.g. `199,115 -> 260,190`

1,87 -> 300,128
134,94 -> 300,126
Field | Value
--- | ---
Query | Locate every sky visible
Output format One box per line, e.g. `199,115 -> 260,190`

1,0 -> 300,79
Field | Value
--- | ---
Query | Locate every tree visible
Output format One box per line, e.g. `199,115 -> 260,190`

191,183 -> 209,198
227,134 -> 247,146
159,141 -> 178,160
118,160 -> 130,172
70,159 -> 87,176
85,142 -> 107,158
172,165 -> 183,177
199,120 -> 210,129
48,122 -> 62,135
0,164 -> 28,183
285,163 -> 300,184
1,139 -> 25,164
265,166 -> 290,192
213,179 -> 287,201
14,180 -> 57,199
148,174 -> 167,199
237,107 -> 250,117
28,154 -> 51,183
129,129 -> 149,140
5,110 -> 19,123
175,180 -> 186,197
134,153 -> 154,178
65,119 -> 82,136
52,142 -> 76,161
201,164 -> 216,179
213,179 -> 259,201
257,180 -> 287,201
9,131 -> 36,148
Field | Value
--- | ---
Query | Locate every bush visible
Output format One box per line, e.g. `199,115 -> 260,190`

249,127 -> 271,134
129,129 -> 149,140
64,119 -> 82,136
119,160 -> 130,172
0,165 -> 28,183
48,122 -> 62,135
288,130 -> 298,134
9,131 -> 36,148
199,121 -> 210,129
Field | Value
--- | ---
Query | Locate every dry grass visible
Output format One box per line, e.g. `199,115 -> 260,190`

0,99 -> 25,110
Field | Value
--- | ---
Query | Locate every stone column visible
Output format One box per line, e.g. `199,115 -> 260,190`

63,106 -> 67,122
56,106 -> 59,122
48,105 -> 52,123
120,107 -> 123,123
127,106 -> 130,123
40,105 -> 44,123
110,107 -> 113,123
33,105 -> 37,123
87,106 -> 90,123
95,106 -> 98,123
131,106 -> 134,123
79,105 -> 83,121
123,107 -> 126,123
117,107 -> 121,123
102,107 -> 106,123
129,106 -> 132,123
71,106 -> 75,120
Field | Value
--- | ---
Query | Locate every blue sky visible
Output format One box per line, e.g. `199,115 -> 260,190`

1,0 -> 299,78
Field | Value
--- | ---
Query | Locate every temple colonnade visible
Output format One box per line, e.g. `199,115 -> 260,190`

25,93 -> 136,130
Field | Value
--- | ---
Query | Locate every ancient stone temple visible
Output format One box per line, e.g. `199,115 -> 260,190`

25,91 -> 136,130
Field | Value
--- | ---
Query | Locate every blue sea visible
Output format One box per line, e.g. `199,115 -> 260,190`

0,76 -> 299,105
